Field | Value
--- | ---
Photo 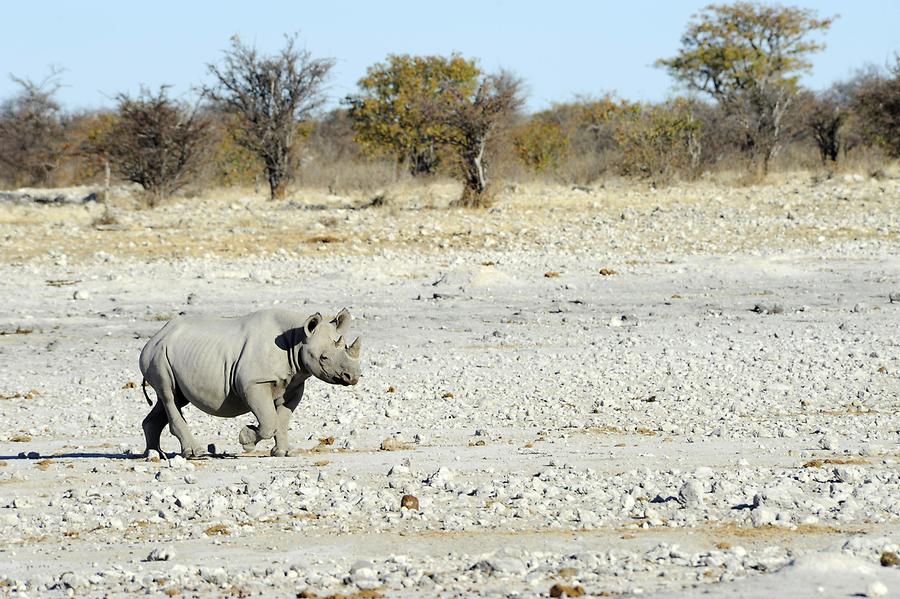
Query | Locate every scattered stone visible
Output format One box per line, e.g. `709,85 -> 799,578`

598,268 -> 617,276
818,435 -> 838,451
881,552 -> 900,567
751,303 -> 784,315
867,581 -> 888,597
678,481 -> 705,508
147,546 -> 176,561
550,583 -> 585,597
380,437 -> 409,451
73,289 -> 91,300
400,494 -> 419,510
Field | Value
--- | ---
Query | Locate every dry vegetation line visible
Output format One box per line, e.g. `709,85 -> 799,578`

1,178 -> 898,264
0,177 -> 899,597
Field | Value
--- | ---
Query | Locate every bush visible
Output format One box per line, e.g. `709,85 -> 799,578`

513,118 -> 569,174
852,57 -> 900,158
614,99 -> 703,184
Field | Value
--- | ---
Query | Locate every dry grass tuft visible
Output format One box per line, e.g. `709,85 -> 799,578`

204,524 -> 230,536
802,457 -> 870,468
306,234 -> 343,244
0,326 -> 34,335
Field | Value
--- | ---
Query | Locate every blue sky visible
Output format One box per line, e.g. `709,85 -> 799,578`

2,1 -> 898,113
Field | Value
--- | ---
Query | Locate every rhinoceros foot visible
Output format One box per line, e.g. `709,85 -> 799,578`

239,425 -> 259,452
181,444 -> 209,459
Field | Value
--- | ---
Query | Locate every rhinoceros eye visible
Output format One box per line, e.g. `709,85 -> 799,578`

320,354 -> 330,362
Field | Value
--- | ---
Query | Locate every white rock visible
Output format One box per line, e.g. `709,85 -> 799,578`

678,480 -> 705,508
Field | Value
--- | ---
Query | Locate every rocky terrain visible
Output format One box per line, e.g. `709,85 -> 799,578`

0,176 -> 899,597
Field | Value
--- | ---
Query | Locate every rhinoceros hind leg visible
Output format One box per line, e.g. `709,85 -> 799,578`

157,386 -> 203,459
141,400 -> 167,456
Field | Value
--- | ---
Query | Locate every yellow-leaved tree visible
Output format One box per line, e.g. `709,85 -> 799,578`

346,54 -> 480,176
657,2 -> 835,175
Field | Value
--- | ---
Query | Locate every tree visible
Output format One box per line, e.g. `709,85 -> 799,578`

102,87 -> 209,205
422,71 -> 525,207
800,89 -> 844,164
658,2 -> 834,175
852,56 -> 900,158
0,70 -> 67,186
346,54 -> 480,176
205,35 -> 334,199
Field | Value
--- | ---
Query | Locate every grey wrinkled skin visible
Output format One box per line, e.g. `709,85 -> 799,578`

139,308 -> 361,458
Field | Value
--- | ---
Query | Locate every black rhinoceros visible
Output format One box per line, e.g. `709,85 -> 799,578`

139,308 -> 360,457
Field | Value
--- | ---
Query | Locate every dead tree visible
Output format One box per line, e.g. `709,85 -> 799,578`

0,70 -> 66,186
205,35 -> 334,199
802,91 -> 844,164
104,87 -> 209,205
424,71 -> 524,207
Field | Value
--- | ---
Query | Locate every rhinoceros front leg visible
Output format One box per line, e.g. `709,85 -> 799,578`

238,385 -> 278,453
272,381 -> 305,457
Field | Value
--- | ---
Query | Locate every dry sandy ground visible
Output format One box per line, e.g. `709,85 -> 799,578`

1,177 -> 899,597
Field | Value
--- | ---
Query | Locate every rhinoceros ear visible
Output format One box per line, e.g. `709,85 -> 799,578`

333,308 -> 351,334
304,313 -> 323,336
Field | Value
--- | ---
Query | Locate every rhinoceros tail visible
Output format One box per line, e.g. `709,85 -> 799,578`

141,378 -> 153,406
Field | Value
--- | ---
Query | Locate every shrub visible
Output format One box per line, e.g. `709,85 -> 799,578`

102,87 -> 209,205
614,98 -> 703,183
513,118 -> 569,174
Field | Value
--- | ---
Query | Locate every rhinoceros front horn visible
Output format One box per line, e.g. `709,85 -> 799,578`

347,337 -> 361,359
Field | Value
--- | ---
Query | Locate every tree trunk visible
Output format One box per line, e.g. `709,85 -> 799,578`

457,138 -> 494,208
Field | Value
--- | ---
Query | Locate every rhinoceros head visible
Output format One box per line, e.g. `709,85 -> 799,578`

299,309 -> 361,386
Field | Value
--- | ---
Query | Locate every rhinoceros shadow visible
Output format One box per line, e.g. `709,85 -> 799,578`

0,451 -> 239,461
0,451 -> 134,460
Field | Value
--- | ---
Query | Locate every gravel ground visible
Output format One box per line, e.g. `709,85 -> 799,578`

1,177 -> 899,597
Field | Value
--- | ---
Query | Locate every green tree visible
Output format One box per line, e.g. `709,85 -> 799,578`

658,2 -> 834,175
346,54 -> 480,176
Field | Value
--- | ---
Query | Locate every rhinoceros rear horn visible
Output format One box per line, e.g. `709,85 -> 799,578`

347,337 -> 361,359
335,335 -> 344,348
